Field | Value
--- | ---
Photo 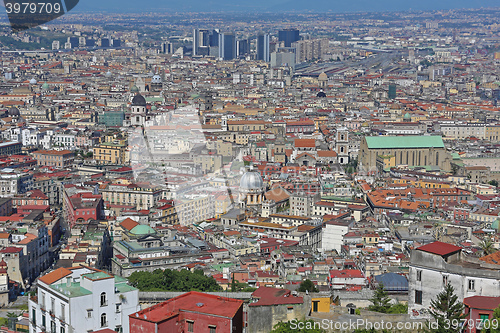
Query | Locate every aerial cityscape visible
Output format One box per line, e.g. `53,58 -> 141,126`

0,3 -> 498,333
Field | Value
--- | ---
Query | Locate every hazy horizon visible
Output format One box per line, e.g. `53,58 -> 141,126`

73,0 -> 500,13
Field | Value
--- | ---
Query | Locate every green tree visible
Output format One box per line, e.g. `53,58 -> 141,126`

387,303 -> 408,314
128,269 -> 222,292
298,279 -> 318,293
486,305 -> 500,332
270,320 -> 325,333
429,283 -> 465,333
480,238 -> 495,256
368,283 -> 391,313
489,180 -> 499,187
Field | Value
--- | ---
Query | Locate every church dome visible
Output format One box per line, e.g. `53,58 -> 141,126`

132,93 -> 147,106
318,72 -> 328,81
105,71 -> 112,78
42,82 -> 50,90
130,224 -> 155,236
29,78 -> 37,84
492,219 -> 500,231
131,85 -> 139,93
151,105 -> 157,111
8,107 -> 20,116
404,112 -> 411,120
240,171 -> 264,191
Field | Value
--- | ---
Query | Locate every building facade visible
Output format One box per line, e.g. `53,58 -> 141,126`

29,266 -> 139,333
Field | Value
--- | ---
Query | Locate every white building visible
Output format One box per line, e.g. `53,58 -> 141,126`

409,241 -> 500,319
29,266 -> 139,333
321,219 -> 354,253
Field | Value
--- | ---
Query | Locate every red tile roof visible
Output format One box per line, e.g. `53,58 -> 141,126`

250,287 -> 303,306
130,291 -> 243,322
464,296 -> 500,310
416,241 -> 462,256
38,267 -> 72,285
119,218 -> 139,231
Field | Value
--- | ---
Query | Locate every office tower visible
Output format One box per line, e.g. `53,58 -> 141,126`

193,29 -> 210,56
111,39 -> 121,47
256,33 -> 270,62
68,36 -> 79,48
236,39 -> 250,57
101,38 -> 110,48
193,29 -> 199,55
86,38 -> 95,47
278,28 -> 300,47
210,29 -> 220,47
388,84 -> 397,99
52,40 -> 60,50
161,42 -> 173,54
218,33 -> 236,60
78,37 -> 86,47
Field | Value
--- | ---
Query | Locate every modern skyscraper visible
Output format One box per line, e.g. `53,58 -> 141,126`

388,84 -> 397,99
161,42 -> 173,54
218,33 -> 236,60
193,28 -> 200,56
210,29 -> 220,47
278,28 -> 300,47
257,33 -> 270,62
237,39 -> 250,57
193,29 -> 209,56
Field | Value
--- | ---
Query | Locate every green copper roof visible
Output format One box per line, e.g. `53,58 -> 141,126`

130,224 -> 155,235
365,136 -> 444,149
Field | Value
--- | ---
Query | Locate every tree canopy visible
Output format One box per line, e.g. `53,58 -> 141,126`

128,269 -> 222,292
429,283 -> 465,333
368,283 -> 391,313
298,279 -> 319,293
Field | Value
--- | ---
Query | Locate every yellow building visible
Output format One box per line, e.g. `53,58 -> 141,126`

393,178 -> 451,189
94,142 -> 128,165
311,297 -> 331,313
376,155 -> 396,172
363,233 -> 379,244
486,125 -> 500,142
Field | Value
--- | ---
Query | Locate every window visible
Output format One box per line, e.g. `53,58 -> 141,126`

100,292 -> 107,306
61,304 -> 65,321
442,275 -> 448,286
209,326 -> 217,333
51,297 -> 55,312
416,270 -> 422,282
87,309 -> 92,318
60,327 -> 65,333
32,308 -> 36,326
187,321 -> 194,332
51,321 -> 56,333
114,327 -> 123,333
101,313 -> 107,327
42,315 -> 46,328
415,290 -> 422,305
116,304 -> 121,313
468,279 -> 475,291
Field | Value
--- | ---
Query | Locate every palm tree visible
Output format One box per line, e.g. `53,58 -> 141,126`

480,237 -> 495,256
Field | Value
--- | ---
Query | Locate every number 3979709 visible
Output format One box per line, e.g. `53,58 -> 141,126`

5,2 -> 62,14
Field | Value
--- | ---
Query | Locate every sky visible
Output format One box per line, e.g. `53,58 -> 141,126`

75,0 -> 500,12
